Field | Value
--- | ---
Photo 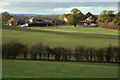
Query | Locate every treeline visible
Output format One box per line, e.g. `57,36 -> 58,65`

97,10 -> 120,30
2,41 -> 120,63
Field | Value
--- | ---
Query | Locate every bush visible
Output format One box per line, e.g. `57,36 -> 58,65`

62,48 -> 72,61
74,46 -> 85,61
105,45 -> 114,62
2,41 -> 27,59
97,22 -> 118,30
2,41 -> 119,63
96,48 -> 105,62
29,43 -> 48,60
53,47 -> 66,61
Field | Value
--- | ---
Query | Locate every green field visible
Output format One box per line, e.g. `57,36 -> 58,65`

2,25 -> 119,78
2,25 -> 118,48
2,59 -> 118,78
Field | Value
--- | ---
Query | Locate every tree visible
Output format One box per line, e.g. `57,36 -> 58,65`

2,41 -> 27,59
108,10 -> 115,18
67,9 -> 85,27
112,17 -> 120,26
62,48 -> 72,61
2,12 -> 12,24
71,8 -> 80,14
105,45 -> 114,62
96,48 -> 105,62
53,47 -> 66,61
30,43 -> 45,60
115,12 -> 120,18
74,46 -> 85,61
67,14 -> 78,27
97,10 -> 115,23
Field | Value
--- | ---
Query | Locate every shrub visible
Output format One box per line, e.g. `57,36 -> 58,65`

88,47 -> 95,61
96,48 -> 105,62
105,45 -> 114,62
2,41 -> 27,59
53,47 -> 66,61
62,48 -> 72,61
29,43 -> 48,60
74,46 -> 85,61
2,41 -> 119,63
97,22 -> 118,30
84,47 -> 90,61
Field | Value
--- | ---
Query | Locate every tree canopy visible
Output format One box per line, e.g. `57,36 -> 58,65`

67,11 -> 85,27
2,12 -> 12,23
71,8 -> 81,14
96,10 -> 115,23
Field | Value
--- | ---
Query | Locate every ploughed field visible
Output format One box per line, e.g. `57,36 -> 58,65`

2,59 -> 118,78
2,25 -> 118,48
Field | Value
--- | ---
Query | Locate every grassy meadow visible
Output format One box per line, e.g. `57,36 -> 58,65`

2,25 -> 118,49
2,59 -> 118,78
2,25 -> 119,78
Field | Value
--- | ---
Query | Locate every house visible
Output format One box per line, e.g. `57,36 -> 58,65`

50,20 -> 66,25
18,16 -> 66,27
84,16 -> 96,23
29,17 -> 38,23
7,18 -> 17,26
64,16 -> 68,22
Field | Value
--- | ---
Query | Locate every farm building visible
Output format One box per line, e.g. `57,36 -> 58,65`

20,17 -> 66,27
84,16 -> 96,23
7,18 -> 17,26
64,16 -> 69,22
29,17 -> 38,23
49,20 -> 66,25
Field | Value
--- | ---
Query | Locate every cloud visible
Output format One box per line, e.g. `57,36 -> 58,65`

0,2 -> 118,14
0,2 -> 11,6
0,0 -> 119,2
0,9 -> 9,13
53,6 -> 118,14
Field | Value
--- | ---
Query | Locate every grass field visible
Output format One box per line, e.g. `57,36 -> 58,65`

2,59 -> 118,78
2,25 -> 119,78
2,25 -> 118,48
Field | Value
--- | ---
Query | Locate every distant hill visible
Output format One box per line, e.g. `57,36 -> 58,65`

10,13 -> 61,17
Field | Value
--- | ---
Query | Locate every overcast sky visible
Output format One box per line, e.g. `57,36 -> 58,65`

0,2 -> 119,15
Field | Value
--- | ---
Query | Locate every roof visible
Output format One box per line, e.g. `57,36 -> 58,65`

7,18 -> 16,23
87,16 -> 95,19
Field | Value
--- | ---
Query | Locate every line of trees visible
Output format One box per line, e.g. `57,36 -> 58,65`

2,41 -> 120,63
97,10 -> 120,30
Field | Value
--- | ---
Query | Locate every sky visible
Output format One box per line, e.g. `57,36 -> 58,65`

0,2 -> 119,15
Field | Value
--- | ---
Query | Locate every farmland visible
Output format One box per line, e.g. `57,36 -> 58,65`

2,59 -> 118,78
2,25 -> 118,49
2,25 -> 119,78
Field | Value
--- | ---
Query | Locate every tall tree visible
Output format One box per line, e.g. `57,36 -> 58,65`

71,8 -> 80,14
67,8 -> 84,27
2,12 -> 12,24
97,10 -> 115,23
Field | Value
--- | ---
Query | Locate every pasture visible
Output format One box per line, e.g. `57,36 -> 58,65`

2,59 -> 118,78
2,25 -> 119,78
2,25 -> 118,49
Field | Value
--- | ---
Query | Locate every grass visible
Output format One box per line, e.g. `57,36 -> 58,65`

2,25 -> 119,78
2,25 -> 118,49
2,59 -> 118,78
